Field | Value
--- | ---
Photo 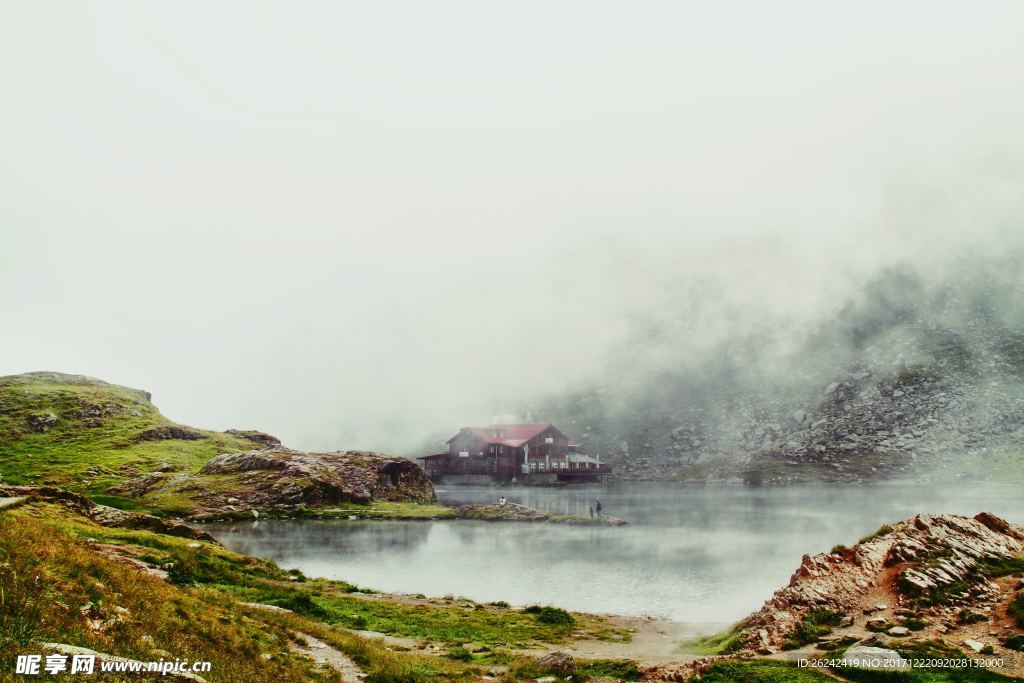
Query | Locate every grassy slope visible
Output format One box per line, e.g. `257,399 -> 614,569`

0,373 -> 255,495
0,373 -> 446,518
1,501 -> 628,682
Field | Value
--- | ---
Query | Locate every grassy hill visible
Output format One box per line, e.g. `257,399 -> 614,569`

0,372 -> 258,509
0,372 -> 442,519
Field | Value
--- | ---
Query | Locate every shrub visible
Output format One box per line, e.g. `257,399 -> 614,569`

905,617 -> 927,631
446,646 -> 474,662
859,524 -> 893,544
526,605 -> 575,625
269,592 -> 328,619
831,545 -> 847,555
782,610 -> 845,650
1004,635 -> 1024,652
1010,593 -> 1024,627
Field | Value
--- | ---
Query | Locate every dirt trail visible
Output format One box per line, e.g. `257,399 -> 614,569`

290,632 -> 366,682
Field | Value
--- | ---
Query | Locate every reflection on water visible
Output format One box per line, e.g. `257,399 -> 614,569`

201,482 -> 1024,623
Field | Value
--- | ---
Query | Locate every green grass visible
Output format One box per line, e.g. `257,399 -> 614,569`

978,556 -> 1024,578
782,609 -> 846,650
576,658 -> 641,681
192,500 -> 459,521
677,619 -> 749,655
523,604 -> 575,625
0,373 -> 445,520
860,524 -> 894,544
2,501 -> 630,682
0,374 -> 258,512
1010,593 -> 1023,627
303,594 -> 606,646
697,660 -> 832,682
0,504 -> 336,682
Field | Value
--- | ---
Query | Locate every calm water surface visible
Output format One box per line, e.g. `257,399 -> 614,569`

201,483 -> 1024,623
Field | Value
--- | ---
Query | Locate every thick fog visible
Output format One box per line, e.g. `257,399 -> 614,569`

2,2 -> 1023,454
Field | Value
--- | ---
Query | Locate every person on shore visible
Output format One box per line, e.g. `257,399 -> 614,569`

589,506 -> 594,518
595,499 -> 602,518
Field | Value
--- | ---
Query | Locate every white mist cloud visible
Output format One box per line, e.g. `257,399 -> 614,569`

2,1 -> 1023,453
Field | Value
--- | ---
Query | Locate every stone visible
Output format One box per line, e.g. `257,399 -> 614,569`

964,639 -> 984,653
887,626 -> 909,637
26,412 -> 59,432
536,652 -> 576,675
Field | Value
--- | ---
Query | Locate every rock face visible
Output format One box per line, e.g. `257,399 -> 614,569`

738,512 -> 1024,653
224,429 -> 282,447
90,504 -> 218,542
194,447 -> 436,510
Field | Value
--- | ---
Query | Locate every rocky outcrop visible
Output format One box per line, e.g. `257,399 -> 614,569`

0,485 -> 215,542
90,504 -> 218,542
192,448 -> 436,511
26,411 -> 59,432
134,425 -> 205,442
225,429 -> 282,447
736,513 -> 1024,653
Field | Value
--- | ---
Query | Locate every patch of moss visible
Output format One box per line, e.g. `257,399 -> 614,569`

697,660 -> 831,682
782,609 -> 846,650
1010,592 -> 1023,627
859,524 -> 894,544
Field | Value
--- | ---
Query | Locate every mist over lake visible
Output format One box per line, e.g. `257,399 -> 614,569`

203,482 -> 1024,624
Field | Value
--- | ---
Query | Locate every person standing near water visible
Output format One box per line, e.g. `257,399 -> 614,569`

595,499 -> 602,518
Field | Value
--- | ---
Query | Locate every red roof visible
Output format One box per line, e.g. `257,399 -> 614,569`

448,423 -> 560,448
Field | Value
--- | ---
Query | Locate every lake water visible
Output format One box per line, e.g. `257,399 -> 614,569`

201,482 -> 1024,624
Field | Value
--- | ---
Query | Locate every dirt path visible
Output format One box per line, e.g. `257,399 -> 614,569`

290,632 -> 366,682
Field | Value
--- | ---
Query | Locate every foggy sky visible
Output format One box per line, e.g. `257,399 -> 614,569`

2,2 -> 1023,454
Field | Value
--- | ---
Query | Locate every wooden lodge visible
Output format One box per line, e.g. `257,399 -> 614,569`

418,423 -> 610,484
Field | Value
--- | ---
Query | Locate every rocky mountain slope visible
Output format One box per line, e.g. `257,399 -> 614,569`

644,512 -> 1024,681
739,512 -> 1023,656
527,257 -> 1024,484
0,372 -> 435,517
